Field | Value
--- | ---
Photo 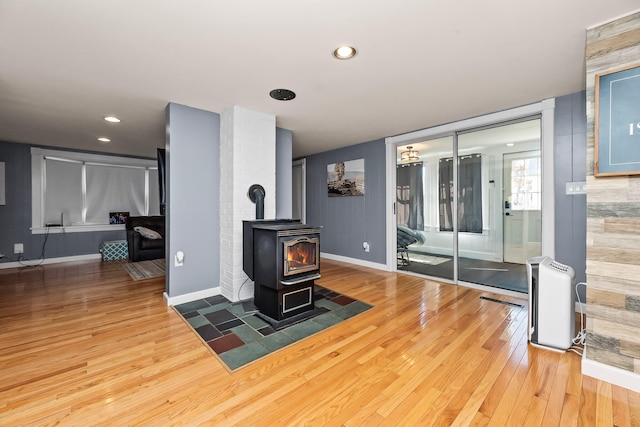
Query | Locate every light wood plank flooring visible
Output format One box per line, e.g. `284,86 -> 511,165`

0,259 -> 638,426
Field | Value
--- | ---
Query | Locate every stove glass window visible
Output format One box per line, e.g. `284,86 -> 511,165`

284,237 -> 319,276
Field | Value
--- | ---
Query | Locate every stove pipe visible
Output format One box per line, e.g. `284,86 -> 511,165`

248,184 -> 265,220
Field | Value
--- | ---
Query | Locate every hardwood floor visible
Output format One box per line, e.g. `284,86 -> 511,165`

0,259 -> 638,426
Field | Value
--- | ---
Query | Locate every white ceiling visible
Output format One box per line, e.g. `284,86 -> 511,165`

0,1 -> 637,159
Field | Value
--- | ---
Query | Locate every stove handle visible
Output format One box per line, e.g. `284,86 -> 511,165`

281,273 -> 321,286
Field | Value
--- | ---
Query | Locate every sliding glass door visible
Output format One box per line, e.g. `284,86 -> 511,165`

396,136 -> 454,280
395,117 -> 542,293
456,119 -> 541,293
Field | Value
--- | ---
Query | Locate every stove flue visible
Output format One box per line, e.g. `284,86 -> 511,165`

247,184 -> 265,220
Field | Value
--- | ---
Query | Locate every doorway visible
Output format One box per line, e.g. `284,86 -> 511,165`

292,159 -> 306,223
503,151 -> 542,264
387,100 -> 554,295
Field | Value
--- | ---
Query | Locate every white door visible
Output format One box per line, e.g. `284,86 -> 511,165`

503,151 -> 541,264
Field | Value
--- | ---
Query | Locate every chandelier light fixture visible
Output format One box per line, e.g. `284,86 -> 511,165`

400,145 -> 419,162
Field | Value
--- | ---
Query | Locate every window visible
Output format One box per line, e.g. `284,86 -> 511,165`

510,156 -> 541,210
396,162 -> 424,230
31,148 -> 159,233
438,154 -> 483,233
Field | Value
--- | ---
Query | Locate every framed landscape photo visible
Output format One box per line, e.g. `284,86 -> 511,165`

594,63 -> 640,177
327,158 -> 365,197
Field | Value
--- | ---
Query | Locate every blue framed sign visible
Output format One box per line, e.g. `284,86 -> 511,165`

595,64 -> 640,177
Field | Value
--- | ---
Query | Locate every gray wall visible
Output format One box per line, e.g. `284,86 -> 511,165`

554,91 -> 587,301
0,140 -> 132,264
305,139 -> 386,264
276,127 -> 293,219
166,103 -> 220,297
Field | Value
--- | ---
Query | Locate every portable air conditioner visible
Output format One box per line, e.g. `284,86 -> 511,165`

527,256 -> 576,351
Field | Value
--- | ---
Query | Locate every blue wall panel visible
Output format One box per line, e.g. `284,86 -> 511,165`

304,139 -> 386,264
554,91 -> 587,301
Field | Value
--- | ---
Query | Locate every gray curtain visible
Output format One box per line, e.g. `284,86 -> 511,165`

439,154 -> 482,233
396,162 -> 424,230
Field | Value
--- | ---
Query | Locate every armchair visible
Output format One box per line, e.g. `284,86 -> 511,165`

126,216 -> 165,262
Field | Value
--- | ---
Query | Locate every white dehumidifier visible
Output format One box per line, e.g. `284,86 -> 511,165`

526,256 -> 576,351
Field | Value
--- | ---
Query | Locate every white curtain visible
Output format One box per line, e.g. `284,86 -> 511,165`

44,159 -> 82,225
85,164 -> 146,224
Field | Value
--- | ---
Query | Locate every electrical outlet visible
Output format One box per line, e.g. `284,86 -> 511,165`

363,242 -> 370,253
14,243 -> 24,254
175,250 -> 184,267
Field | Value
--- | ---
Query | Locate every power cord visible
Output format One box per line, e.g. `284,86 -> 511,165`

569,281 -> 587,356
14,226 -> 50,268
236,276 -> 252,302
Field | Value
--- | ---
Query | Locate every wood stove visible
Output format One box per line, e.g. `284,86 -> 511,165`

243,220 -> 321,328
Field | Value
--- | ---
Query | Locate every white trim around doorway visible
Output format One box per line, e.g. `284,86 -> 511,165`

385,99 -> 556,277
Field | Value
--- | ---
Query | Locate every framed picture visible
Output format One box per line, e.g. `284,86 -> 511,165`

594,63 -> 640,177
109,211 -> 129,224
327,158 -> 365,197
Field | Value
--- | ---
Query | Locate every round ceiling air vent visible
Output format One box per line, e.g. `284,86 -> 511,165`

269,89 -> 296,101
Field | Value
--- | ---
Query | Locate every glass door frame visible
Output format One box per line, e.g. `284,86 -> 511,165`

385,99 -> 556,291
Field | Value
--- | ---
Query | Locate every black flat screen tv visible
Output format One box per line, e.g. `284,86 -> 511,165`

157,148 -> 166,215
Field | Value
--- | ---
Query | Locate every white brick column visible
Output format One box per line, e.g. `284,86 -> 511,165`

220,106 -> 276,302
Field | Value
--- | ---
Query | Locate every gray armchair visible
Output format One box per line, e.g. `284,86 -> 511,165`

397,225 -> 423,267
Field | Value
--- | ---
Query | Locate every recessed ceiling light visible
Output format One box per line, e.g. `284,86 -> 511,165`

98,137 -> 111,143
506,143 -> 515,146
104,116 -> 121,123
333,45 -> 357,60
269,89 -> 296,101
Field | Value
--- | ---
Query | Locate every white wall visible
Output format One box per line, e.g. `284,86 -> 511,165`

219,106 -> 276,302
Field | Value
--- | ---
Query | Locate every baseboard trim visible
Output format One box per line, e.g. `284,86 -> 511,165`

164,287 -> 221,307
0,253 -> 102,269
320,252 -> 388,271
582,348 -> 640,393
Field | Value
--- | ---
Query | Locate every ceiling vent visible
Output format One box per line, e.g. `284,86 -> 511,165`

269,89 -> 296,101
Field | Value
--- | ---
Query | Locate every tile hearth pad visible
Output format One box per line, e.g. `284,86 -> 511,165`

174,286 -> 372,371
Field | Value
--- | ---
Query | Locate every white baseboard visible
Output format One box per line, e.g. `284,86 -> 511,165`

0,253 -> 102,269
582,347 -> 640,393
164,287 -> 221,306
320,252 -> 389,271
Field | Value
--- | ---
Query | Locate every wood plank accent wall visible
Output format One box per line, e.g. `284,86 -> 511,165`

585,11 -> 640,375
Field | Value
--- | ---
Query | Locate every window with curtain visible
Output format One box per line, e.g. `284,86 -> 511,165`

396,162 -> 424,230
44,158 -> 83,225
438,154 -> 483,233
32,148 -> 159,230
85,164 -> 147,224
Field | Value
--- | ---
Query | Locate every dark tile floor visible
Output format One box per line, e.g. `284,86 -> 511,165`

174,286 -> 372,371
401,251 -> 528,293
